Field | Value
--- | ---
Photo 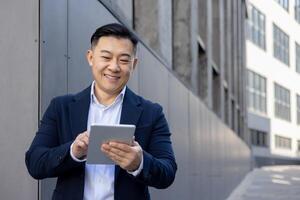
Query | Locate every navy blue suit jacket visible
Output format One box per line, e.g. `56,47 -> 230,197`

25,86 -> 177,200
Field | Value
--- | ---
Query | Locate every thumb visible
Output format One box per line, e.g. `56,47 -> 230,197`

131,136 -> 139,146
133,141 -> 139,146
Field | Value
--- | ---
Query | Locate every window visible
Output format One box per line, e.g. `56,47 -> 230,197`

275,0 -> 289,11
247,4 -> 266,49
273,24 -> 289,66
297,95 -> 300,124
250,129 -> 268,147
296,43 -> 300,73
275,135 -> 291,149
274,83 -> 291,121
296,0 -> 300,23
247,70 -> 267,114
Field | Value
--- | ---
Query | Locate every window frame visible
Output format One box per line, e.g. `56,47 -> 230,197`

275,0 -> 289,12
250,129 -> 268,147
274,83 -> 291,121
247,70 -> 267,114
273,24 -> 290,66
247,4 -> 266,50
275,135 -> 292,149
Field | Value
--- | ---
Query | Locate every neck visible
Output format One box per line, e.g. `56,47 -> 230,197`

93,85 -> 121,106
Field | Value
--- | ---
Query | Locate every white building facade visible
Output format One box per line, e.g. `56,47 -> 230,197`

247,0 -> 300,165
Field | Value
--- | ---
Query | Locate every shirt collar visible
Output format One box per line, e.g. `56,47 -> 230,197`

90,81 -> 126,107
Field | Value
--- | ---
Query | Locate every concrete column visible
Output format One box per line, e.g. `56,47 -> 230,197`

173,0 -> 192,85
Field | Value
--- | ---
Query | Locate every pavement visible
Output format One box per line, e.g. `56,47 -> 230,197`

226,165 -> 300,200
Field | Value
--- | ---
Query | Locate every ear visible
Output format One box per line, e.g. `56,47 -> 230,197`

86,49 -> 93,66
132,58 -> 138,71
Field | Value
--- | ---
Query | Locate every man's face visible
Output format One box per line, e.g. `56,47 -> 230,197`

87,36 -> 137,96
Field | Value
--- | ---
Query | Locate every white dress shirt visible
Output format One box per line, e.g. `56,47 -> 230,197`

70,81 -> 143,200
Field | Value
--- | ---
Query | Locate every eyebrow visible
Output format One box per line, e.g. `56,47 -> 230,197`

99,50 -> 131,58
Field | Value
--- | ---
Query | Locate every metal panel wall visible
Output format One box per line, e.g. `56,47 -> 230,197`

138,45 -> 169,119
40,1 -> 69,197
0,0 -> 39,199
39,1 -> 252,199
67,0 -> 118,93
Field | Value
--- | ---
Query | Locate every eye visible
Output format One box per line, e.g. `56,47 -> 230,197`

119,59 -> 130,64
101,56 -> 111,61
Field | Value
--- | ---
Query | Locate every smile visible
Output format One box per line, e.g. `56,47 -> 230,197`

104,74 -> 120,80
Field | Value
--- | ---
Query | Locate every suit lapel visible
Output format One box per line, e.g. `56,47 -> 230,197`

68,86 -> 91,139
68,86 -> 143,188
115,88 -> 143,180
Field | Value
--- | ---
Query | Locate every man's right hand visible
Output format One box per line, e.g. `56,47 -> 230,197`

71,131 -> 89,159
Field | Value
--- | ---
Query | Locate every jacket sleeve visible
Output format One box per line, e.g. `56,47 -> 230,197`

25,98 -> 83,179
134,104 -> 177,189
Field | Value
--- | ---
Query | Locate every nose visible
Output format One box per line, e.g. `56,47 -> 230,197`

108,59 -> 120,72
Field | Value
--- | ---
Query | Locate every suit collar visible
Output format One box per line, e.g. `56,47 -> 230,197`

68,85 -> 143,138
68,85 -> 91,139
116,88 -> 143,181
120,88 -> 142,125
68,85 -> 143,182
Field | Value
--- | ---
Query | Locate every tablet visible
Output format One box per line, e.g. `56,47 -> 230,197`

86,124 -> 136,165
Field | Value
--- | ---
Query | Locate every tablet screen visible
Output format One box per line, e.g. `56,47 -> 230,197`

86,124 -> 136,165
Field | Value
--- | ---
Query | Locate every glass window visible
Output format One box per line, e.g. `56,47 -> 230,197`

296,43 -> 300,73
274,83 -> 291,121
247,4 -> 266,49
275,135 -> 292,149
273,24 -> 289,66
297,95 -> 300,125
275,0 -> 289,11
250,129 -> 268,147
296,0 -> 300,23
247,70 -> 267,114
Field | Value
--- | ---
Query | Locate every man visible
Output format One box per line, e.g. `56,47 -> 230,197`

25,23 -> 177,200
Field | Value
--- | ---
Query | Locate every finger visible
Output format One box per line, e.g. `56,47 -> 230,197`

108,142 -> 132,152
108,146 -> 128,157
104,149 -> 124,164
101,143 -> 110,151
132,141 -> 139,147
81,135 -> 89,145
131,136 -> 135,146
101,144 -> 128,159
77,140 -> 88,149
83,131 -> 89,137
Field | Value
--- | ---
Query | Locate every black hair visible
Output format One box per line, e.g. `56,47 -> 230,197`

90,23 -> 138,53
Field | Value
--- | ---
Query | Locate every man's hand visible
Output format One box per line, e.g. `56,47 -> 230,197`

71,131 -> 89,159
101,140 -> 142,171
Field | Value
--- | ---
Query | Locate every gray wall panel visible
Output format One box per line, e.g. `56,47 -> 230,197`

126,44 -> 140,94
138,45 -> 169,119
153,74 -> 190,199
188,92 -> 202,199
67,0 -> 118,93
40,0 -> 69,197
199,101 -> 211,200
40,0 -> 68,112
0,0 -> 39,199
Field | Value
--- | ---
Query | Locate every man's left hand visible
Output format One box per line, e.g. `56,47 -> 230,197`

101,140 -> 142,172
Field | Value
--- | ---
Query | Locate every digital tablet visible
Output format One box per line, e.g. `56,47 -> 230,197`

86,124 -> 136,165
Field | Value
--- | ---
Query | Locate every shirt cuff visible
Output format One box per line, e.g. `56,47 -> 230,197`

127,152 -> 144,176
70,142 -> 87,162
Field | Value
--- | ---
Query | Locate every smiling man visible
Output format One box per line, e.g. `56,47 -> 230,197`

25,23 -> 177,200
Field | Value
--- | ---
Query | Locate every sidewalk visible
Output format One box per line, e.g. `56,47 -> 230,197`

227,165 -> 300,200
